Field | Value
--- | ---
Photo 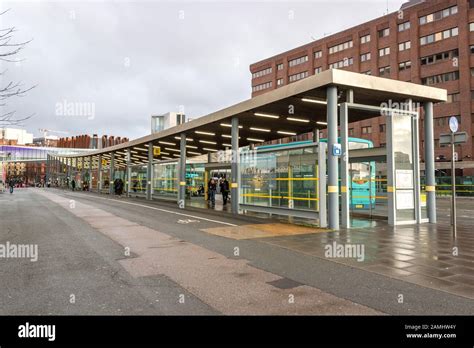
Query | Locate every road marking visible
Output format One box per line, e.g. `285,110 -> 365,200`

61,192 -> 237,227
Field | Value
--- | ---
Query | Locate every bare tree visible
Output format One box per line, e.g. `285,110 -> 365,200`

0,9 -> 35,127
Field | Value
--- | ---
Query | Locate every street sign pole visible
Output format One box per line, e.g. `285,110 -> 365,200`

448,116 -> 458,239
451,132 -> 457,239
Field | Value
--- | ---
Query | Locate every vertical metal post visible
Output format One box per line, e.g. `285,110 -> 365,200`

340,102 -> 350,228
178,134 -> 186,208
88,156 -> 93,191
109,152 -> 115,195
313,128 -> 320,143
424,102 -> 436,223
80,157 -> 85,189
410,100 -> 422,223
318,142 -> 327,228
451,133 -> 457,238
327,86 -> 339,230
147,142 -> 153,200
231,116 -> 239,215
126,148 -> 131,197
98,154 -> 102,193
387,112 -> 396,226
67,158 -> 71,189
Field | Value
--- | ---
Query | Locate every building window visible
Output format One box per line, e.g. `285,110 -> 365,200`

380,143 -> 386,148
379,66 -> 391,77
379,124 -> 386,133
252,67 -> 272,79
288,71 -> 309,82
328,40 -> 353,54
277,63 -> 284,70
363,70 -> 372,75
252,81 -> 272,92
379,47 -> 390,57
349,128 -> 354,136
421,49 -> 458,65
399,61 -> 411,71
360,34 -> 371,44
421,71 -> 459,85
361,126 -> 372,134
314,50 -> 322,59
420,27 -> 458,46
419,5 -> 458,25
398,21 -> 410,32
314,67 -> 322,74
277,78 -> 283,86
470,45 -> 474,54
360,52 -> 371,62
329,57 -> 354,69
446,92 -> 460,103
398,41 -> 411,51
288,55 -> 308,67
378,28 -> 390,38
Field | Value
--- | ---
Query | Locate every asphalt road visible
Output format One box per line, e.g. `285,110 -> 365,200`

0,188 -> 473,315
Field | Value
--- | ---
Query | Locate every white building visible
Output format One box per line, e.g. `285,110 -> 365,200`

151,112 -> 186,134
0,128 -> 34,145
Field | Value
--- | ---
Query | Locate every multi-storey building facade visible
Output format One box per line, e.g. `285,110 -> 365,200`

250,0 -> 474,174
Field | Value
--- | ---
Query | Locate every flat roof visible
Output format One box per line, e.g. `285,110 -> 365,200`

54,69 -> 447,166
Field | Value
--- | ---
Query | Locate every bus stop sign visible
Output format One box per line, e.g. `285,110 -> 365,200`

332,144 -> 342,156
449,116 -> 459,133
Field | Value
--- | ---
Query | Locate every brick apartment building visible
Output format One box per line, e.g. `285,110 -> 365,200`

250,0 -> 474,175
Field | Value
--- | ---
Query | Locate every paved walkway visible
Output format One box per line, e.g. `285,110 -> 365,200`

3,188 -> 473,315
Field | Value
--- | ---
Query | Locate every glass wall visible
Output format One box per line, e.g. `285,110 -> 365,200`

392,113 -> 416,222
153,162 -> 177,199
130,165 -> 147,195
241,146 -> 319,211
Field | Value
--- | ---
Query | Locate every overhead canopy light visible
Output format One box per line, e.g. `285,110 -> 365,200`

195,131 -> 215,136
220,123 -> 243,128
287,117 -> 310,123
199,140 -> 217,145
316,121 -> 328,125
277,131 -> 297,136
250,127 -> 271,133
159,141 -> 175,146
174,136 -> 194,141
247,137 -> 265,142
254,112 -> 279,119
302,98 -> 326,105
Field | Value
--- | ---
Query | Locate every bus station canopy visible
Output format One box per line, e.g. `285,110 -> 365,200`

56,69 -> 447,166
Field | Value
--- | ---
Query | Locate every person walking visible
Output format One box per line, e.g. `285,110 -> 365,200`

8,179 -> 14,194
208,178 -> 217,208
71,179 -> 76,191
220,177 -> 230,205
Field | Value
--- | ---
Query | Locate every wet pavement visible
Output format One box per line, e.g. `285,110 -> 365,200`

261,210 -> 474,299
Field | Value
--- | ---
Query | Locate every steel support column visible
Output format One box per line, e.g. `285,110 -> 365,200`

98,154 -> 102,193
147,142 -> 153,200
126,149 -> 131,197
326,86 -> 339,230
340,102 -> 350,228
109,152 -> 115,195
231,116 -> 239,215
178,134 -> 186,208
424,102 -> 436,223
88,156 -> 93,191
318,142 -> 327,228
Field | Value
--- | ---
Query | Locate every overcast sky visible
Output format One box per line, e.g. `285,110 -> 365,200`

1,0 -> 405,140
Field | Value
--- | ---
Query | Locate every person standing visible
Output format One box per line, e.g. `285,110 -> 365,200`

208,178 -> 217,207
220,177 -> 230,205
